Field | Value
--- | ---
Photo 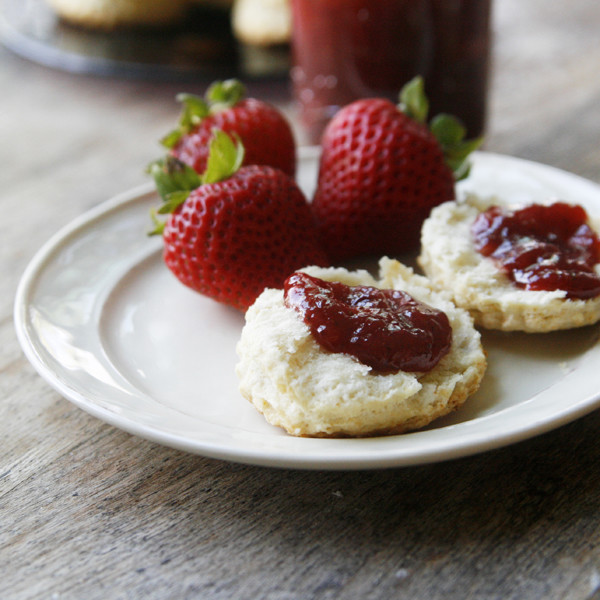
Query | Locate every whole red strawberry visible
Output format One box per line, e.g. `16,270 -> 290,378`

149,131 -> 328,311
162,79 -> 296,178
311,77 -> 482,261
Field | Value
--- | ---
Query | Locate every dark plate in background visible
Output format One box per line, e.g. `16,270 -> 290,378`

0,0 -> 290,81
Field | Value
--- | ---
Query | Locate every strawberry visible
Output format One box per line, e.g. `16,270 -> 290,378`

148,131 -> 329,311
311,76 -> 482,262
161,79 -> 296,178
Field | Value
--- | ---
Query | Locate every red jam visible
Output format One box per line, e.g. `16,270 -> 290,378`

471,202 -> 600,299
290,0 -> 492,143
283,272 -> 452,372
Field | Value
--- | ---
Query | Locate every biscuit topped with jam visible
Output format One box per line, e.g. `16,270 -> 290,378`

236,259 -> 486,438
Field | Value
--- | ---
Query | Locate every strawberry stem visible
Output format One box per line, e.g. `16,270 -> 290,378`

148,208 -> 166,236
430,114 -> 483,180
202,129 -> 245,185
146,156 -> 201,235
398,76 -> 483,181
147,155 -> 201,203
205,79 -> 246,111
160,79 -> 247,149
147,130 -> 245,235
398,76 -> 429,124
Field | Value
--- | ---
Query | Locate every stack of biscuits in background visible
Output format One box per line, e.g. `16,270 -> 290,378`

43,0 -> 291,47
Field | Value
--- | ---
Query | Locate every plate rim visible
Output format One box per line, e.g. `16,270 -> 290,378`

13,150 -> 600,470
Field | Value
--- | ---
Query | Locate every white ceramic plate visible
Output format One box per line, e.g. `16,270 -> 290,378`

14,149 -> 600,470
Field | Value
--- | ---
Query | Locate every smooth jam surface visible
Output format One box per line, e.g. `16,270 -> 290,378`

471,202 -> 600,299
283,272 -> 452,373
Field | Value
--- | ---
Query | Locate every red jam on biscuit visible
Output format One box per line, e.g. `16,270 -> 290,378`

283,272 -> 452,373
471,202 -> 600,299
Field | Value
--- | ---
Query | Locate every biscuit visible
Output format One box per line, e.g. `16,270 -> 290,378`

45,0 -> 190,29
235,259 -> 486,438
418,194 -> 600,332
232,0 -> 291,46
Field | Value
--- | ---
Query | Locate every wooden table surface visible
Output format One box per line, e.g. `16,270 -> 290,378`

2,1 -> 600,598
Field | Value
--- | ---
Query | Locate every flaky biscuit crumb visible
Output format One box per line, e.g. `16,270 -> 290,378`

418,194 -> 600,332
235,259 -> 486,438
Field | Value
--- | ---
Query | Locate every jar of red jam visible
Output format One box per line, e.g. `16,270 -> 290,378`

290,0 -> 492,144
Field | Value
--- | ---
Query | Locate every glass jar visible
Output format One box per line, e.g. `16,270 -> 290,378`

290,0 -> 492,143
